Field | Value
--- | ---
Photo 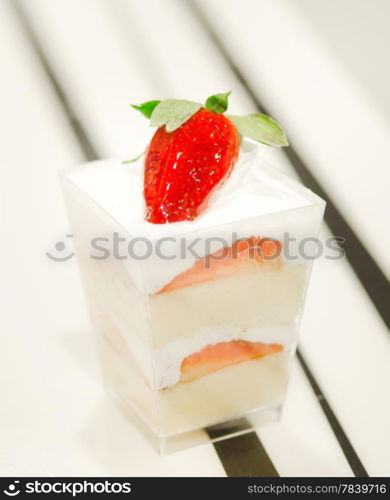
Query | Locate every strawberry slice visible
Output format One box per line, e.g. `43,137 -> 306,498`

159,237 -> 282,293
144,108 -> 240,223
180,340 -> 283,384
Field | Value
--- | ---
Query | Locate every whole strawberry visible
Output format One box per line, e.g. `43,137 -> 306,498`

144,108 -> 239,223
131,92 -> 288,224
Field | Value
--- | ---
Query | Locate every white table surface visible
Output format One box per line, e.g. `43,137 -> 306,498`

1,0 -> 389,477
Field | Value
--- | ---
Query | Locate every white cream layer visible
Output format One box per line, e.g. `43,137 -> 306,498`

68,140 -> 322,293
155,325 -> 295,390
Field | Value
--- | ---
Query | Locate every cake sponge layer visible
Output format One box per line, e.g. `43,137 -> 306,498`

149,262 -> 308,347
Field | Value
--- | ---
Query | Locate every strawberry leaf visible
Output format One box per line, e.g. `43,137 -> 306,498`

131,100 -> 161,119
150,99 -> 202,132
227,113 -> 288,147
205,91 -> 231,114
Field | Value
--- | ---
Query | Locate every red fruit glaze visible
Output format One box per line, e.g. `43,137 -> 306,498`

144,108 -> 240,223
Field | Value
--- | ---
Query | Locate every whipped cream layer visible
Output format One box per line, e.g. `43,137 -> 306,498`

99,310 -> 295,391
68,140 -> 323,293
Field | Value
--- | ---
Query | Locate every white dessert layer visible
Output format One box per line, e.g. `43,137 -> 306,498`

155,325 -> 295,390
96,309 -> 295,391
66,140 -> 324,293
94,261 -> 306,389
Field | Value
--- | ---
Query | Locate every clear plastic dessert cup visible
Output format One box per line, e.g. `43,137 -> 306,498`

61,143 -> 325,453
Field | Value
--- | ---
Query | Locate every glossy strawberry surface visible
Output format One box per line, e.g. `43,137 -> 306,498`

144,108 -> 240,223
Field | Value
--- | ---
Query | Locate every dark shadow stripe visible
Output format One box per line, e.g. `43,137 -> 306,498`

206,416 -> 253,440
188,0 -> 390,331
13,0 -> 99,162
297,351 -> 368,477
188,0 -> 372,478
284,147 -> 390,331
207,419 -> 279,477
